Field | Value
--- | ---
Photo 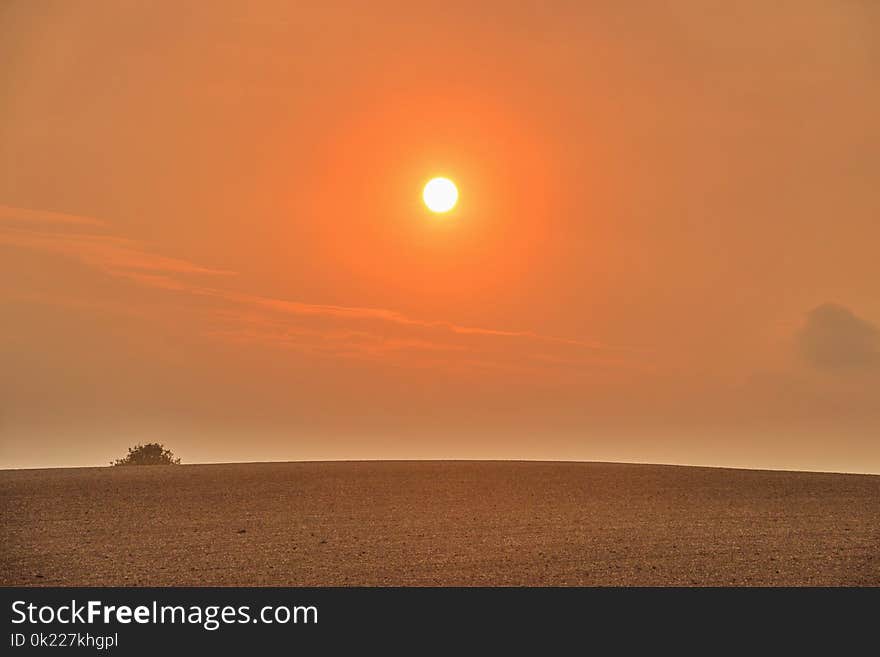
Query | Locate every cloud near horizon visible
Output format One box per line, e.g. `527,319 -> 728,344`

798,303 -> 880,373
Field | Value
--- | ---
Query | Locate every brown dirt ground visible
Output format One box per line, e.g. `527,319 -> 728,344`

1,461 -> 878,586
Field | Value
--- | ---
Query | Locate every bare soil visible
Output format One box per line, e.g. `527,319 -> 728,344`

1,461 -> 878,586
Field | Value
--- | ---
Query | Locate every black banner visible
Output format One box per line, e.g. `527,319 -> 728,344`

1,587 -> 875,652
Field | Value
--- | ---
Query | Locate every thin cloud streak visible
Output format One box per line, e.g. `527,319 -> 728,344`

0,227 -> 234,277
0,205 -> 107,227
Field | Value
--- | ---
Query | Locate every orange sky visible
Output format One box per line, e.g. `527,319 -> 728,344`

2,1 -> 879,472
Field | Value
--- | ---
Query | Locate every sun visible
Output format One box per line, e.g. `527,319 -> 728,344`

423,177 -> 458,213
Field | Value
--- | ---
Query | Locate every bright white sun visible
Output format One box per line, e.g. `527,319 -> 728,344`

423,177 -> 458,213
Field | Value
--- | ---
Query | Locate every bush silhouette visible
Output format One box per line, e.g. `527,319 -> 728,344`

112,443 -> 181,466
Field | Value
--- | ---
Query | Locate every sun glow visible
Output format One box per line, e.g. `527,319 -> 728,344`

423,177 -> 458,213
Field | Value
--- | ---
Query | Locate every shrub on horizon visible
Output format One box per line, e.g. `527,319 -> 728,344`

111,443 -> 181,466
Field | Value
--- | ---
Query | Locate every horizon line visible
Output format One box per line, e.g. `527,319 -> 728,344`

2,457 -> 878,478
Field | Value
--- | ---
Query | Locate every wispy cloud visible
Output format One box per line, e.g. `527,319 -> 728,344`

1,205 -> 630,373
216,290 -> 610,350
0,228 -> 233,278
0,205 -> 106,227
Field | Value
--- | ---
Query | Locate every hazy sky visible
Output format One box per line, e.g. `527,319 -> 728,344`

2,1 -> 879,471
